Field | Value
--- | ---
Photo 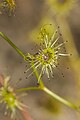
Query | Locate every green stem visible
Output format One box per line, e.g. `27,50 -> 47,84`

16,86 -> 40,92
17,85 -> 79,111
0,32 -> 26,59
43,87 -> 79,111
30,61 -> 44,87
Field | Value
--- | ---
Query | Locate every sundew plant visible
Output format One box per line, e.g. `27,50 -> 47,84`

0,26 -> 79,119
0,0 -> 80,120
0,75 -> 28,118
25,25 -> 70,83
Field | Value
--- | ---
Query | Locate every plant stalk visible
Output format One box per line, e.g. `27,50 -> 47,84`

0,32 -> 26,59
43,87 -> 79,111
16,86 -> 40,92
0,32 -> 79,112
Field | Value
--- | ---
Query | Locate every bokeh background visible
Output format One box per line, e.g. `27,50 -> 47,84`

0,0 -> 80,120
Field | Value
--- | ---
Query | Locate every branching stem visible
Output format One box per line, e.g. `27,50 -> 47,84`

0,32 -> 79,112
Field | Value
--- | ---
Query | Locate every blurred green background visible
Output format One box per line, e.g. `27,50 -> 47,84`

0,0 -> 80,120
